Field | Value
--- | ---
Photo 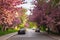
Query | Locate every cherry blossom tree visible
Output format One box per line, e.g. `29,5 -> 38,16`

29,0 -> 60,33
0,0 -> 22,31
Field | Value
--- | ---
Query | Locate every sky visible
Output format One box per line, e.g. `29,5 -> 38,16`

24,0 -> 33,3
22,0 -> 35,15
16,0 -> 35,15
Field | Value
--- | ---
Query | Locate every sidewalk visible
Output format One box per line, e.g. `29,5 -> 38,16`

48,34 -> 60,40
40,31 -> 60,40
0,32 -> 17,40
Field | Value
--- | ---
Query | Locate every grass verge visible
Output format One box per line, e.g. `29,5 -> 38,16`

0,29 -> 18,36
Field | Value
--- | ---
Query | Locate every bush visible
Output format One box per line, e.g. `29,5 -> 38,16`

29,22 -> 37,29
18,24 -> 24,29
40,25 -> 46,31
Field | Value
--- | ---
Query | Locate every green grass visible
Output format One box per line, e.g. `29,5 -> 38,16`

0,29 -> 18,36
40,25 -> 46,32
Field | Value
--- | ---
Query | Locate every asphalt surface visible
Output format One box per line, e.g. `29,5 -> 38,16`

7,29 -> 56,40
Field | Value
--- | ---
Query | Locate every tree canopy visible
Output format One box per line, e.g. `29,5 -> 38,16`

29,0 -> 60,33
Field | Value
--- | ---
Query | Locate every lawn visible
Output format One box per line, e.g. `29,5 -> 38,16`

0,29 -> 18,36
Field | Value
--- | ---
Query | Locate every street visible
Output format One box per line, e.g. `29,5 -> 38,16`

7,29 -> 56,40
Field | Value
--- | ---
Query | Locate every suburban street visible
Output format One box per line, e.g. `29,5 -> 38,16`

7,29 -> 57,40
0,0 -> 60,40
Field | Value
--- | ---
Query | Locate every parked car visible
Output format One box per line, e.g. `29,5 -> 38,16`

32,28 -> 35,30
18,28 -> 26,34
35,28 -> 40,32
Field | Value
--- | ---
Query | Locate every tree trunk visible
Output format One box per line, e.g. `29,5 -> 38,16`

2,25 -> 8,31
2,26 -> 6,31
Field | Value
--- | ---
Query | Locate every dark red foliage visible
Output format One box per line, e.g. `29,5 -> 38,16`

29,0 -> 60,33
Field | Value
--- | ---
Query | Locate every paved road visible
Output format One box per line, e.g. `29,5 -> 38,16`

7,29 -> 56,40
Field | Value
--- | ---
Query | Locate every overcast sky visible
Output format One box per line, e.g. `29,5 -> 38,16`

16,0 -> 35,15
22,0 -> 35,15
